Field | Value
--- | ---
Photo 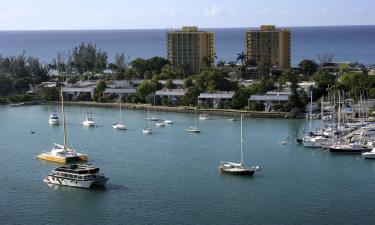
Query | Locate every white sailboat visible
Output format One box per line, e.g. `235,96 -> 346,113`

219,115 -> 260,176
38,87 -> 87,163
113,97 -> 127,130
143,107 -> 152,134
82,112 -> 95,127
186,107 -> 200,133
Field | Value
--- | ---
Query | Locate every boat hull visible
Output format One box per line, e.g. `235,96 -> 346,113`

37,153 -> 87,163
44,175 -> 108,188
220,169 -> 255,176
329,148 -> 368,154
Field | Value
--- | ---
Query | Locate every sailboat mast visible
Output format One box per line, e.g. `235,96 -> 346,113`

240,114 -> 244,165
309,90 -> 312,132
194,107 -> 197,128
119,96 -> 122,123
61,86 -> 67,151
148,107 -> 150,128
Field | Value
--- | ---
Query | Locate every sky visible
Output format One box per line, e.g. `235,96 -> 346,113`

0,0 -> 374,30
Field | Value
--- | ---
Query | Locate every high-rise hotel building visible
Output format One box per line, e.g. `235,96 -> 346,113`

245,25 -> 291,69
167,26 -> 214,74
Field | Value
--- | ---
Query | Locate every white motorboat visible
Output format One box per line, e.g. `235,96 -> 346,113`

302,135 -> 325,148
38,87 -> 87,163
186,107 -> 200,133
48,113 -> 59,125
113,97 -> 127,130
199,114 -> 210,120
362,148 -> 375,159
142,128 -> 152,134
219,115 -> 261,176
82,114 -> 95,127
155,122 -> 166,127
164,119 -> 173,124
43,164 -> 108,189
227,118 -> 237,121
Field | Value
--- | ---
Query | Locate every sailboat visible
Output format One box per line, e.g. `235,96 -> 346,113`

143,107 -> 152,134
113,96 -> 127,130
186,107 -> 200,133
38,86 -> 87,163
82,111 -> 95,127
219,115 -> 260,176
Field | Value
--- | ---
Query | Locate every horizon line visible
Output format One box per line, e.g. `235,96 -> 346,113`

1,24 -> 375,32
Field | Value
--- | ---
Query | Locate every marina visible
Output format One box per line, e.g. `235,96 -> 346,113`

1,104 -> 375,224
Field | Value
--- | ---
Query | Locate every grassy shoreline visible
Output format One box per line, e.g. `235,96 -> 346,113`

47,101 -> 293,119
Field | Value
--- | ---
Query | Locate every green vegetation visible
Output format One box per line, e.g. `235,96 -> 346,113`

1,42 -> 374,113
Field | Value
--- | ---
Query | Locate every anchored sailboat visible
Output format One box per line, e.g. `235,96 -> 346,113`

113,96 -> 127,130
186,107 -> 200,133
38,86 -> 87,163
219,115 -> 260,176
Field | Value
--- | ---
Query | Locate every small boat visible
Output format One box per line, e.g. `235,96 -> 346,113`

48,113 -> 59,125
43,164 -> 108,189
113,97 -> 127,130
227,118 -> 236,121
186,107 -> 200,133
143,107 -> 152,134
155,122 -> 166,127
199,114 -> 210,120
329,143 -> 369,154
82,114 -> 95,127
186,127 -> 201,133
145,117 -> 159,121
142,128 -> 152,134
164,119 -> 173,124
362,148 -> 375,159
219,115 -> 260,176
38,87 -> 87,163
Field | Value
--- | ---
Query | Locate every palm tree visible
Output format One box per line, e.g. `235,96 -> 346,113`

202,56 -> 212,68
236,52 -> 246,65
217,61 -> 226,70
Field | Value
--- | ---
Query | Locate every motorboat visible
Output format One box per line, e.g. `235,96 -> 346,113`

38,87 -> 88,163
362,148 -> 375,159
48,113 -> 59,125
219,115 -> 260,176
82,114 -> 95,127
142,128 -> 152,134
199,114 -> 210,120
113,123 -> 127,130
155,122 -> 166,127
43,164 -> 108,188
227,118 -> 237,121
164,119 -> 173,124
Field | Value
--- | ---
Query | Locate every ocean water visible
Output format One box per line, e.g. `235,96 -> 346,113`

0,26 -> 374,66
1,105 -> 375,224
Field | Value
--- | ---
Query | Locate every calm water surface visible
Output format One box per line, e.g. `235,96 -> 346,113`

1,105 -> 375,224
0,26 -> 375,65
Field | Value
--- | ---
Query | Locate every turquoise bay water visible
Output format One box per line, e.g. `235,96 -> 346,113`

1,105 -> 375,224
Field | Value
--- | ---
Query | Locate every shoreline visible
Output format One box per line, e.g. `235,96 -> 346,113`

47,101 -> 293,119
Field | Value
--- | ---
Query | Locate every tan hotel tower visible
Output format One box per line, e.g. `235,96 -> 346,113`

167,26 -> 214,74
245,25 -> 291,69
